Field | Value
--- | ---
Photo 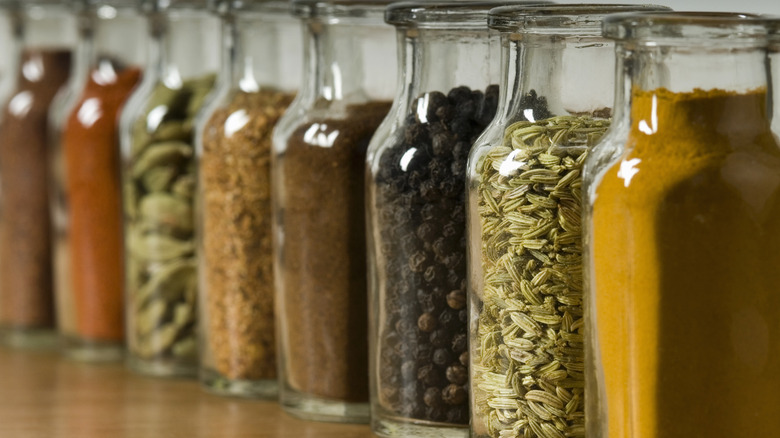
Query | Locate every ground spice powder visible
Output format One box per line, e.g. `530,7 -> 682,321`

280,100 -> 390,402
62,65 -> 142,342
591,87 -> 780,437
201,89 -> 294,381
0,50 -> 71,330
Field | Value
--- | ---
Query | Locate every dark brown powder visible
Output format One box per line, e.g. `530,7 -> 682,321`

0,49 -> 71,330
280,100 -> 390,402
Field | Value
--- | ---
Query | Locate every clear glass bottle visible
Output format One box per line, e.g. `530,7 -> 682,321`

465,4 -> 669,438
272,0 -> 396,423
0,2 -> 20,105
50,0 -> 147,362
196,0 -> 301,397
119,0 -> 219,377
0,0 -> 76,348
584,13 -> 780,438
366,2 -> 552,436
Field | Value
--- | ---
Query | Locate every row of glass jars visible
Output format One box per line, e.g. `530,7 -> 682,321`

2,0 -> 780,437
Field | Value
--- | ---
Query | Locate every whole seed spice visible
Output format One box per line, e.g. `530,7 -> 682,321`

591,87 -> 780,438
373,85 -> 498,424
280,100 -> 391,402
201,89 -> 294,381
0,50 -> 71,331
473,112 -> 609,438
125,74 -> 215,364
63,63 -> 143,342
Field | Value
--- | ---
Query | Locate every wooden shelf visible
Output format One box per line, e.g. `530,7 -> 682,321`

0,347 -> 375,438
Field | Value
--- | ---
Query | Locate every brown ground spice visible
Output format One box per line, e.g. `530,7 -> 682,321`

201,89 -> 294,380
280,100 -> 390,402
0,50 -> 71,330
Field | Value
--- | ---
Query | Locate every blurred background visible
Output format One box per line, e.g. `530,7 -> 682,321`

598,0 -> 780,14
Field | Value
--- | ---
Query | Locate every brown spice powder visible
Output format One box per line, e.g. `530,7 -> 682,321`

0,50 -> 71,330
280,100 -> 390,402
201,89 -> 294,380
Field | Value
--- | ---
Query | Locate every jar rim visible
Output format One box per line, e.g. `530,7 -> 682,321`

488,4 -> 672,33
385,1 -> 551,28
141,0 -> 210,12
292,0 -> 392,20
210,0 -> 289,15
603,12 -> 778,42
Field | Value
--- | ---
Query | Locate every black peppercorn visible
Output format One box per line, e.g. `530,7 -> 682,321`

425,406 -> 446,422
416,222 -> 437,242
419,179 -> 441,201
439,309 -> 459,330
423,387 -> 443,408
432,348 -> 451,367
418,312 -> 437,332
446,290 -> 466,310
451,333 -> 467,353
408,250 -> 428,272
447,86 -> 471,104
446,406 -> 467,424
424,264 -> 445,285
442,384 -> 467,406
431,132 -> 452,157
417,364 -> 443,387
446,365 -> 468,385
430,329 -> 449,348
374,85 -> 498,425
459,351 -> 468,366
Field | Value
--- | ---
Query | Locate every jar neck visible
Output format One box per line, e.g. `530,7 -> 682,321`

299,18 -> 395,105
20,6 -> 76,49
394,26 -> 497,116
496,32 -> 615,124
226,11 -> 301,93
87,8 -> 146,70
149,10 -> 219,87
617,42 -> 772,136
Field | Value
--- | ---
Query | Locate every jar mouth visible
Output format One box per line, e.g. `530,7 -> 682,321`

210,0 -> 289,15
292,0 -> 391,21
140,0 -> 210,12
603,12 -> 777,42
385,1 -> 551,29
488,4 -> 672,34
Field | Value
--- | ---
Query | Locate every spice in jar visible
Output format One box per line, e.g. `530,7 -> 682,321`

124,74 -> 215,363
591,87 -> 780,438
280,100 -> 391,402
373,85 -> 498,424
62,61 -> 143,343
0,50 -> 71,334
472,98 -> 609,437
201,89 -> 294,382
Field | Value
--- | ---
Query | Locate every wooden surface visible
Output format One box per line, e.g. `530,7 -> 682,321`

0,347 -> 375,438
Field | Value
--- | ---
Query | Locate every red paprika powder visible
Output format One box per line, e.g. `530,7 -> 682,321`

61,65 -> 141,342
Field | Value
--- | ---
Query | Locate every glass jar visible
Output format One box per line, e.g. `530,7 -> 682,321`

51,0 -> 147,362
196,0 -> 301,397
0,2 -> 20,105
466,4 -> 670,438
366,2 -> 552,436
272,0 -> 396,423
119,0 -> 219,377
0,0 -> 76,348
584,13 -> 780,438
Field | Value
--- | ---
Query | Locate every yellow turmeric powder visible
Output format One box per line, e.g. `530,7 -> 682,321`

591,87 -> 780,437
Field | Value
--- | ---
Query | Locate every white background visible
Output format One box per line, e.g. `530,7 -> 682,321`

597,0 -> 780,15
